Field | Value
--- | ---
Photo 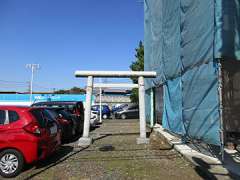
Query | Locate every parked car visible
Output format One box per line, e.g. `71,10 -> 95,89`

31,101 -> 84,135
45,107 -> 79,143
115,105 -> 139,119
91,105 -> 111,119
0,106 -> 61,178
90,111 -> 99,127
112,104 -> 128,113
32,101 -> 84,116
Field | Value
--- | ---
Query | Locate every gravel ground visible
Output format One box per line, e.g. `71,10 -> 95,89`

14,119 -> 203,180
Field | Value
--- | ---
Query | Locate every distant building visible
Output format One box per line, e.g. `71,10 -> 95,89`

0,94 -> 87,106
94,88 -> 132,107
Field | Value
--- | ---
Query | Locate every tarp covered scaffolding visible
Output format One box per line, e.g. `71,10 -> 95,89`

144,0 -> 240,148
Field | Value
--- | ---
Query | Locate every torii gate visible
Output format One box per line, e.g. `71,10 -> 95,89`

74,71 -> 156,146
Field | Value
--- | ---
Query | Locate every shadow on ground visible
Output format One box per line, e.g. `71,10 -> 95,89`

22,145 -> 88,180
192,156 -> 240,180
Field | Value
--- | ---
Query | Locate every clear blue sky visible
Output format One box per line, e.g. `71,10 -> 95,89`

0,0 -> 143,92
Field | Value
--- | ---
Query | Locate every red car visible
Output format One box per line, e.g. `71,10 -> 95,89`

0,106 -> 61,178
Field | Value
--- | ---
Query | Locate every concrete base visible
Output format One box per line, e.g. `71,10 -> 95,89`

78,137 -> 92,147
136,137 -> 150,144
153,125 -> 240,179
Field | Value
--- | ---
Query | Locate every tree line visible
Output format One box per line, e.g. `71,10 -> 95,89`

129,41 -> 144,104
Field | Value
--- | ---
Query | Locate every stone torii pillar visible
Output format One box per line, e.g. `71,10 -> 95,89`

78,76 -> 93,145
137,76 -> 147,144
74,71 -> 156,146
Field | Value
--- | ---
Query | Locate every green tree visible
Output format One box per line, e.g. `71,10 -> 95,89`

129,41 -> 144,104
54,87 -> 85,94
69,87 -> 86,94
54,89 -> 68,94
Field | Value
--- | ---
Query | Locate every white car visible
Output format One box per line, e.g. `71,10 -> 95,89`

90,111 -> 99,127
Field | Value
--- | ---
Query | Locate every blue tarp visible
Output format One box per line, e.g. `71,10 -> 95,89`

162,77 -> 184,134
144,0 -> 181,87
145,89 -> 152,125
182,62 -> 220,144
180,0 -> 214,71
215,0 -> 240,60
180,0 -> 220,144
144,0 -> 165,88
143,0 -> 239,145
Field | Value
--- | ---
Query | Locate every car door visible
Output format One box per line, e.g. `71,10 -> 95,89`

102,106 -> 107,115
126,106 -> 138,118
132,108 -> 139,119
0,109 -> 23,147
0,110 -> 9,148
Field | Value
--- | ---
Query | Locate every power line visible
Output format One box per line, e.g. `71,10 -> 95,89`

0,80 -> 55,92
0,80 -> 28,84
0,84 -> 28,87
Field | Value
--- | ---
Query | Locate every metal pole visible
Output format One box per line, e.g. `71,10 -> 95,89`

78,76 -> 93,146
30,66 -> 34,103
150,88 -> 154,127
137,76 -> 149,144
218,60 -> 225,162
99,78 -> 102,123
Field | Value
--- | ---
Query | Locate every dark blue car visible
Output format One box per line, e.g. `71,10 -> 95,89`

112,104 -> 128,113
91,105 -> 111,119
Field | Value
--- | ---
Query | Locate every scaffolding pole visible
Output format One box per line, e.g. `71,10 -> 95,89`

218,60 -> 225,162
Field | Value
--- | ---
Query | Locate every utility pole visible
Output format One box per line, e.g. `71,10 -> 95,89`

26,64 -> 40,103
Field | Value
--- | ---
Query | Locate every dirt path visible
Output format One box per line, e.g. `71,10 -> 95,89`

15,119 -> 203,180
